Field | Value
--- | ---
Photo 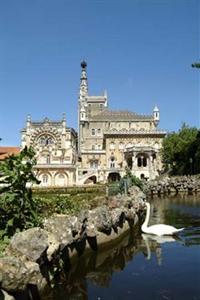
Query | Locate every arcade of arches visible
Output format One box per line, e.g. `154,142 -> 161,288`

38,172 -> 69,187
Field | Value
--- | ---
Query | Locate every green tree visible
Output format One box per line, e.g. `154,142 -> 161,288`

162,124 -> 199,175
0,146 -> 40,237
187,131 -> 200,174
191,62 -> 200,68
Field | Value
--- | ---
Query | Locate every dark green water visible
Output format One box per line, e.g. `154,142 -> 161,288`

20,194 -> 200,300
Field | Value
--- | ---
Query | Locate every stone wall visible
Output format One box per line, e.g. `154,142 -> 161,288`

0,186 -> 146,298
146,175 -> 200,195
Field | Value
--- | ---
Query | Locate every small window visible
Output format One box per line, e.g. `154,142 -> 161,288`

39,135 -> 54,146
110,142 -> 115,150
92,145 -> 95,150
98,144 -> 101,150
119,142 -> 124,150
143,157 -> 147,167
46,154 -> 50,164
137,155 -> 148,167
42,174 -> 48,183
90,160 -> 98,169
110,156 -> 116,168
138,157 -> 142,167
97,128 -> 101,135
91,128 -> 95,136
100,103 -> 103,111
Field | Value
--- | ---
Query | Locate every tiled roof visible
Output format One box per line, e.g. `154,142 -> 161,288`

90,110 -> 153,121
0,147 -> 20,160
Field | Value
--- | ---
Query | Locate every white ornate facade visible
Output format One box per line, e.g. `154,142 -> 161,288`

21,115 -> 77,186
21,61 -> 166,187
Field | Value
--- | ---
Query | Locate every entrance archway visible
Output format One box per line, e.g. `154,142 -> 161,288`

108,172 -> 121,182
84,175 -> 97,184
55,173 -> 68,187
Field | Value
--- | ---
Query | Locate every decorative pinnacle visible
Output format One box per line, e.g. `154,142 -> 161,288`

62,112 -> 66,121
81,60 -> 87,69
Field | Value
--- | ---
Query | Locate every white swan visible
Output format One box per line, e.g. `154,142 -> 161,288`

141,202 -> 184,236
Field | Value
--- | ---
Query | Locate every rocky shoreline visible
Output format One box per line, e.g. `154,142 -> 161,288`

2,175 -> 199,299
0,185 -> 146,299
146,175 -> 200,196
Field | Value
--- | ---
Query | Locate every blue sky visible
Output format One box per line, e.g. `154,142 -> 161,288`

0,0 -> 199,145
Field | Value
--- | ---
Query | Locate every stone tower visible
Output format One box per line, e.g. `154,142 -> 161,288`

78,61 -> 88,152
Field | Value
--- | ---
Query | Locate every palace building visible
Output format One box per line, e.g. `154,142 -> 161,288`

21,61 -> 166,186
77,61 -> 166,184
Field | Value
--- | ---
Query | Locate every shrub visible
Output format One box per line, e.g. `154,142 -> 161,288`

0,147 -> 41,237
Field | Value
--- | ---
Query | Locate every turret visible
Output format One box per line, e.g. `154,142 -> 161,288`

153,105 -> 160,127
26,114 -> 31,133
62,113 -> 66,134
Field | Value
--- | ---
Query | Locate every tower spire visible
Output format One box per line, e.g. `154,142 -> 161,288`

79,60 -> 88,102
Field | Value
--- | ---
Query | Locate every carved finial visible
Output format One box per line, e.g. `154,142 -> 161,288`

81,60 -> 87,69
62,112 -> 66,121
153,105 -> 160,126
153,105 -> 159,112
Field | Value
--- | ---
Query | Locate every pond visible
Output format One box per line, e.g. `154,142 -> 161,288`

20,194 -> 200,300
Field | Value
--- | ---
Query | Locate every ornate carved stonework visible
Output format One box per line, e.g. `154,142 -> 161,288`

21,115 -> 77,187
77,62 -> 166,183
21,61 -> 166,187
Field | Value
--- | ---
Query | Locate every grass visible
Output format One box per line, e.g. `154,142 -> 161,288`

0,189 -> 106,257
33,189 -> 107,217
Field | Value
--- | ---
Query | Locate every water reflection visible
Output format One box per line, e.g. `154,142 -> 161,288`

142,233 -> 178,266
40,194 -> 200,300
41,229 -> 145,299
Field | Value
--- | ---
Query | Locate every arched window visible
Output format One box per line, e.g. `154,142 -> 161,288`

110,156 -> 116,169
110,142 -> 115,150
137,155 -> 148,167
42,174 -> 48,183
90,160 -> 98,169
138,157 -> 142,167
39,135 -> 54,146
143,157 -> 147,167
97,128 -> 101,135
56,173 -> 66,187
46,154 -> 50,164
91,128 -> 95,136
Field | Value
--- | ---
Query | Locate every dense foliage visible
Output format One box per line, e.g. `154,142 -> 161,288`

191,62 -> 200,68
108,167 -> 144,196
162,124 -> 200,175
0,147 -> 41,238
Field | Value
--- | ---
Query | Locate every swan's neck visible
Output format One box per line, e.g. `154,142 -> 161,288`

142,203 -> 150,231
